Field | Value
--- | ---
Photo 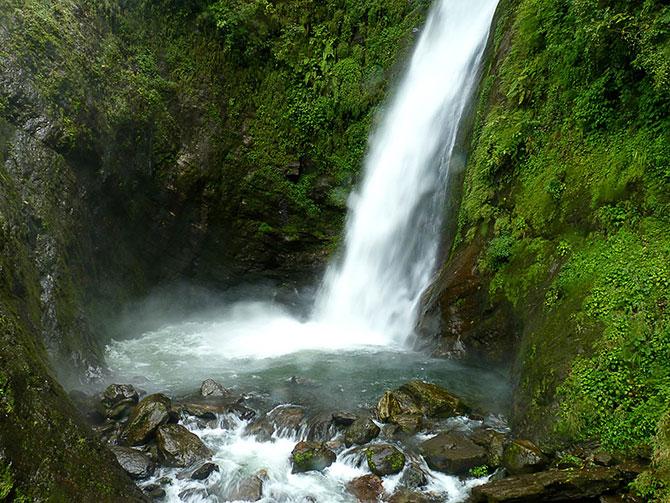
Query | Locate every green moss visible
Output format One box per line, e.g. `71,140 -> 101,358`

448,0 -> 670,486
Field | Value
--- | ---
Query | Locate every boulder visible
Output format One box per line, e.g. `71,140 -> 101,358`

469,428 -> 507,467
365,444 -> 406,476
502,439 -> 548,475
399,381 -> 469,418
388,489 -> 437,503
200,378 -> 231,398
191,462 -> 220,480
419,432 -> 487,475
143,484 -> 166,500
345,418 -> 381,447
347,474 -> 384,502
247,405 -> 305,440
124,394 -> 172,446
377,381 -> 469,430
291,441 -> 337,473
332,411 -> 357,427
398,462 -> 429,490
109,446 -> 155,479
100,384 -> 139,420
470,466 -> 637,502
225,474 -> 263,502
155,424 -> 212,467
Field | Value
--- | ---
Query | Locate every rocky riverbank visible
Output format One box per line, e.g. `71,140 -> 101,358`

73,378 -> 646,502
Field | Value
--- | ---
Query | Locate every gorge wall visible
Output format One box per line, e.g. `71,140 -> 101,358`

423,0 -> 670,497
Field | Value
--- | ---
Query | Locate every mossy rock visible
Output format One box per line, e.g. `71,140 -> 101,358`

502,439 -> 548,476
291,441 -> 336,473
365,444 -> 406,476
344,418 -> 381,447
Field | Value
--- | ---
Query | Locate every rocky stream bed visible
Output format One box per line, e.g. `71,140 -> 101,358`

71,378 -> 644,502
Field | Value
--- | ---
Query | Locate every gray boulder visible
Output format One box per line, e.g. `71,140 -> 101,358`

124,394 -> 172,446
109,446 -> 155,479
156,424 -> 212,467
419,432 -> 487,475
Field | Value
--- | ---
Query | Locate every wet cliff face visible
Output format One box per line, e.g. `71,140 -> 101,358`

0,0 -> 427,497
425,0 -> 670,497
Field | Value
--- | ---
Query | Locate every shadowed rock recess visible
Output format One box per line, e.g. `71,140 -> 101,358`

1,0 -> 669,501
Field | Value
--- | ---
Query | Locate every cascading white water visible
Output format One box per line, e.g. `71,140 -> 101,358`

316,0 -> 499,343
107,3 -> 506,501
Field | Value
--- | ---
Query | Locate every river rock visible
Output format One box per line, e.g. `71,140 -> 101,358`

365,444 -> 406,476
502,439 -> 548,475
347,474 -> 384,502
398,461 -> 429,490
200,378 -> 231,398
332,411 -> 357,426
345,418 -> 381,447
291,441 -> 337,473
247,405 -> 306,440
156,424 -> 212,467
388,488 -> 437,503
191,462 -> 220,480
124,393 -> 173,446
225,474 -> 263,501
109,445 -> 155,479
419,431 -> 487,475
100,384 -> 139,420
470,466 -> 636,502
471,428 -> 507,466
377,381 -> 468,431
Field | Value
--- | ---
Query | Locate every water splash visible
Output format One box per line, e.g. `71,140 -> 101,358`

315,0 -> 499,344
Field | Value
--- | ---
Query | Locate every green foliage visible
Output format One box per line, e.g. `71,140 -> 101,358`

452,2 -> 670,494
469,465 -> 490,478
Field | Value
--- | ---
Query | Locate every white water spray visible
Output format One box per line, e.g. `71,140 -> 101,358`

315,0 -> 499,344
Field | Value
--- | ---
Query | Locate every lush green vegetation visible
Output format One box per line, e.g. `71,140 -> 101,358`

454,0 -> 670,497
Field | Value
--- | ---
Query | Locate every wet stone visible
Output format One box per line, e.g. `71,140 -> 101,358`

344,418 -> 380,447
110,445 -> 155,479
225,474 -> 263,502
332,411 -> 357,426
200,378 -> 231,398
156,424 -> 212,467
123,394 -> 172,446
347,474 -> 384,502
419,431 -> 487,475
191,462 -> 219,480
365,444 -> 406,476
502,439 -> 548,475
291,441 -> 337,473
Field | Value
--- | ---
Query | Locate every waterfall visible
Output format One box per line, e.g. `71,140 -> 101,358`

315,0 -> 499,343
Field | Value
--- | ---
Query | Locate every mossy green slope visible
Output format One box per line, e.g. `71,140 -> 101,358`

437,0 -> 670,497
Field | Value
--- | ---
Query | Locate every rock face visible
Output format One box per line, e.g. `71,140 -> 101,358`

124,394 -> 173,446
155,424 -> 212,467
377,381 -> 469,432
109,446 -> 155,479
365,444 -> 406,476
291,441 -> 337,473
502,439 -> 548,475
419,432 -> 487,475
100,384 -> 140,420
200,379 -> 230,398
347,474 -> 385,502
470,466 -> 637,502
344,418 -> 381,447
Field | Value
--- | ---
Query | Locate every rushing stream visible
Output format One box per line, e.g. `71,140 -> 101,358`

107,0 -> 501,501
